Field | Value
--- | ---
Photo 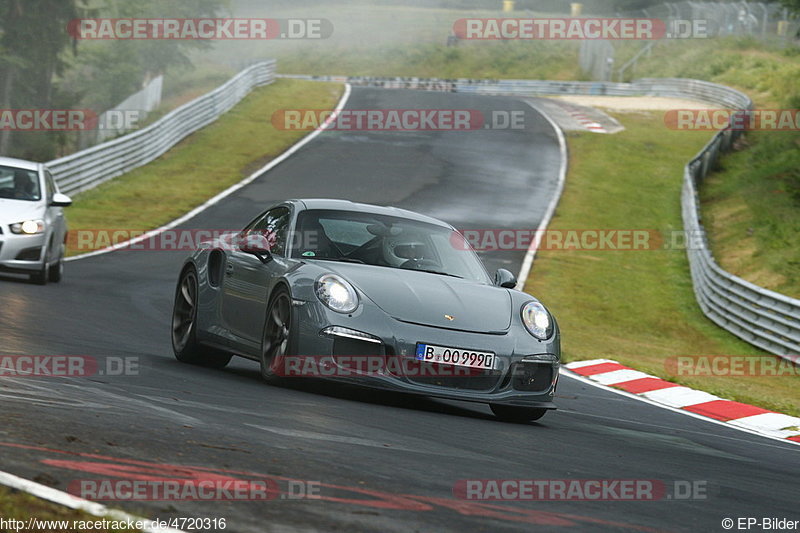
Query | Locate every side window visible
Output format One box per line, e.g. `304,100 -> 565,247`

249,207 -> 291,256
44,170 -> 56,201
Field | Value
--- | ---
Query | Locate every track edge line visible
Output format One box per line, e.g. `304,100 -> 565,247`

0,470 -> 185,533
514,99 -> 568,290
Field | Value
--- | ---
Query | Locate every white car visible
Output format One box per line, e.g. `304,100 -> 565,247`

0,156 -> 72,284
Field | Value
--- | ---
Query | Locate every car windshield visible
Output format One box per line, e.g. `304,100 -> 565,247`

0,165 -> 41,202
291,209 -> 492,284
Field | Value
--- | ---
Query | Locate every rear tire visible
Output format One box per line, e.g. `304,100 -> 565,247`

490,404 -> 548,423
171,267 -> 232,369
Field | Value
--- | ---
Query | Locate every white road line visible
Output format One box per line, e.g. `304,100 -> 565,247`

515,99 -> 568,290
0,470 -> 184,533
66,83 -> 353,262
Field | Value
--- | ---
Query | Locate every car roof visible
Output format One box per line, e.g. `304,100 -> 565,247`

0,156 -> 41,172
291,199 -> 453,229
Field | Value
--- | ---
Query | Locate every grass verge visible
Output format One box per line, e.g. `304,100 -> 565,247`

700,132 -> 800,299
620,37 -> 800,109
66,79 -> 343,255
621,38 -> 800,298
524,111 -> 799,416
0,486 -> 139,532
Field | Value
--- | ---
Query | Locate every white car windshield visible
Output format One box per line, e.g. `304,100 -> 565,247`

291,209 -> 492,284
0,166 -> 41,202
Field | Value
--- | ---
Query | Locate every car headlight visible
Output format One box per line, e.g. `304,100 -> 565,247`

10,220 -> 45,235
315,274 -> 359,314
521,301 -> 553,340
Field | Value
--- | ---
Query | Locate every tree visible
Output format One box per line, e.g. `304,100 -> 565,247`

68,0 -> 229,126
0,0 -> 229,159
779,0 -> 800,15
0,0 -> 85,157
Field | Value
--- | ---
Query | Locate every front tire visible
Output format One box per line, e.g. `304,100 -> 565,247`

171,267 -> 232,369
48,247 -> 64,283
260,287 -> 293,382
490,404 -> 548,423
30,249 -> 49,285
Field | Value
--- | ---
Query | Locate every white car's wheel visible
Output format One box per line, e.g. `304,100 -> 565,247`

48,246 -> 64,283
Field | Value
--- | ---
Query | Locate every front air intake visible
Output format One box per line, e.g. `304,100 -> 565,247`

15,247 -> 42,261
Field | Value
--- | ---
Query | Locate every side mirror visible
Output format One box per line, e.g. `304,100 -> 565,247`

51,193 -> 72,207
239,233 -> 273,263
494,268 -> 517,289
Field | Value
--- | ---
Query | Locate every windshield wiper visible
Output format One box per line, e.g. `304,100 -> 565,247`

412,269 -> 463,279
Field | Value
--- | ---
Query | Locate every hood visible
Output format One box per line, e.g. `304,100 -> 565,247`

0,198 -> 45,225
326,263 -> 512,334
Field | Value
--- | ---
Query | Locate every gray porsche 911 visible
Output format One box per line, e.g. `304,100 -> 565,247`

171,199 -> 560,422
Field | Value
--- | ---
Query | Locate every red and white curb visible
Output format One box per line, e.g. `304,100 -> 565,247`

564,106 -> 607,133
565,359 -> 800,445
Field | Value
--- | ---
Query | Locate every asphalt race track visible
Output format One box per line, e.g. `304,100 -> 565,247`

0,88 -> 797,532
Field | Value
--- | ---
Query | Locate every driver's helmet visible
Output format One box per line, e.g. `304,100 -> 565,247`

383,237 -> 430,267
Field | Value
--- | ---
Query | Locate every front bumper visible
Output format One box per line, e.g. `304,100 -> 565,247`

291,299 -> 560,408
0,232 -> 46,273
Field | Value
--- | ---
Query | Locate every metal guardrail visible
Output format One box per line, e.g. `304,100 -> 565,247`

282,73 -> 800,360
682,123 -> 800,360
48,61 -> 276,196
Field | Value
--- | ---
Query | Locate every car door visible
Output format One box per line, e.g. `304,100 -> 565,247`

221,206 -> 292,345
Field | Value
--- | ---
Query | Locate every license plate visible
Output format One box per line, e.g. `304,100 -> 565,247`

415,343 -> 495,370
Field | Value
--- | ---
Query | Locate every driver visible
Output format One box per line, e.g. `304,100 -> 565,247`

13,170 -> 37,200
383,237 -> 432,268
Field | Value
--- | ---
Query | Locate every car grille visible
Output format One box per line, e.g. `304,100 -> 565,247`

402,359 -> 502,391
510,362 -> 554,392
